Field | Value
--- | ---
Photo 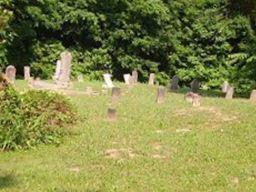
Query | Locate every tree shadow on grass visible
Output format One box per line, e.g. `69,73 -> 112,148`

0,174 -> 17,189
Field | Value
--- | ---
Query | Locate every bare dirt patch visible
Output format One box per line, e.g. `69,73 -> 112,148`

104,148 -> 137,159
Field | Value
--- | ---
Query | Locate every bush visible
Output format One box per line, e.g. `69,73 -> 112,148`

0,86 -> 76,150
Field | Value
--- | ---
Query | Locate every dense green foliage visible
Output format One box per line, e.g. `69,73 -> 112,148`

0,0 -> 256,93
0,86 -> 76,150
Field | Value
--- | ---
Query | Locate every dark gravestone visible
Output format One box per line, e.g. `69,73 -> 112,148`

107,108 -> 117,121
190,79 -> 200,93
156,86 -> 166,104
112,87 -> 121,102
170,75 -> 179,92
225,86 -> 234,99
250,90 -> 256,102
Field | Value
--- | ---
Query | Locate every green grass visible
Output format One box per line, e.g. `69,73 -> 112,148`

1,80 -> 256,191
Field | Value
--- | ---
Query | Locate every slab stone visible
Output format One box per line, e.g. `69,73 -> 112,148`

190,79 -> 200,93
222,81 -> 229,93
170,75 -> 179,92
132,70 -> 138,84
54,60 -> 62,80
225,86 -> 234,99
250,90 -> 256,102
148,73 -> 155,85
56,51 -> 72,88
5,65 -> 16,84
156,86 -> 166,104
24,66 -> 30,81
103,73 -> 114,88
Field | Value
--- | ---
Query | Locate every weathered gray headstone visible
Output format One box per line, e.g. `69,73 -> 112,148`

222,81 -> 229,93
185,92 -> 201,107
225,86 -> 234,99
156,86 -> 166,104
250,90 -> 256,102
148,73 -> 155,85
107,108 -> 117,121
190,79 -> 200,93
170,75 -> 179,92
56,51 -> 72,88
112,87 -> 121,102
132,70 -> 138,84
5,65 -> 16,84
24,66 -> 30,81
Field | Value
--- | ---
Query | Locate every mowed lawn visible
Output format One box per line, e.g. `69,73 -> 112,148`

1,80 -> 256,192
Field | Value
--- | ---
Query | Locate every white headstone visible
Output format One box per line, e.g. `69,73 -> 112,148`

5,65 -> 16,84
54,60 -> 62,80
103,73 -> 114,88
123,74 -> 131,85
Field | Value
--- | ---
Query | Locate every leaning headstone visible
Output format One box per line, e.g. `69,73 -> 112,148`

24,66 -> 30,81
250,90 -> 256,102
190,79 -> 200,93
54,60 -> 62,80
225,86 -> 234,99
103,73 -> 114,88
56,51 -> 72,88
132,70 -> 138,84
170,75 -> 179,92
107,108 -> 117,121
148,73 -> 155,85
123,74 -> 131,85
112,87 -> 121,103
5,65 -> 16,84
222,81 -> 229,93
156,86 -> 166,104
77,74 -> 84,82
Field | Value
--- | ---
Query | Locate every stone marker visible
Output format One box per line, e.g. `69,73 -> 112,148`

123,74 -> 131,85
107,108 -> 117,121
190,79 -> 200,93
112,87 -> 121,102
225,86 -> 234,99
132,70 -> 138,84
54,60 -> 62,80
185,92 -> 201,107
56,51 -> 72,88
156,86 -> 166,104
24,66 -> 30,81
5,65 -> 16,84
148,73 -> 155,85
222,81 -> 229,93
250,90 -> 256,102
103,73 -> 114,88
170,75 -> 179,92
77,74 -> 84,82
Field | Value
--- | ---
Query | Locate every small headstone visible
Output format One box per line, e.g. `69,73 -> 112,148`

225,86 -> 234,99
156,86 -> 166,104
77,74 -> 84,82
56,51 -> 72,88
107,108 -> 117,121
185,92 -> 201,107
190,79 -> 200,93
170,75 -> 179,92
148,73 -> 155,85
112,87 -> 121,102
123,74 -> 131,85
5,65 -> 16,84
103,73 -> 114,88
24,66 -> 30,81
54,60 -> 62,80
222,81 -> 229,93
250,90 -> 256,102
132,70 -> 138,84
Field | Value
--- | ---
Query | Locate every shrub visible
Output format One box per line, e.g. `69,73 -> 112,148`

0,86 -> 76,150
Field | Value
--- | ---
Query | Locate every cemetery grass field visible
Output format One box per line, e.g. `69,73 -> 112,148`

1,80 -> 256,192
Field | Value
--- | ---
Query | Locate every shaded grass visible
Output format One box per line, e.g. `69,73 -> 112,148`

0,80 -> 256,191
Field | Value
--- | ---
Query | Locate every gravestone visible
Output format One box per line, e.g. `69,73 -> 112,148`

56,51 -> 72,88
107,108 -> 117,121
103,73 -> 114,88
54,60 -> 62,80
112,87 -> 121,103
185,92 -> 201,107
132,70 -> 138,84
225,86 -> 234,99
123,74 -> 131,85
5,65 -> 16,84
170,75 -> 179,92
24,66 -> 30,81
148,73 -> 155,85
190,79 -> 200,93
156,86 -> 166,104
77,74 -> 84,82
222,81 -> 229,93
250,90 -> 256,102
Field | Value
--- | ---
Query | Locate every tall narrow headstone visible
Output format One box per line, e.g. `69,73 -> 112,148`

156,86 -> 166,104
5,65 -> 16,84
54,60 -> 62,80
250,90 -> 256,102
24,66 -> 30,81
170,75 -> 179,92
222,81 -> 229,93
56,51 -> 72,87
148,73 -> 155,85
103,73 -> 114,88
190,79 -> 200,93
132,70 -> 138,84
225,86 -> 234,99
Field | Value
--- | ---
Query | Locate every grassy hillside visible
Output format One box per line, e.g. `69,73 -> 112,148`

0,80 -> 256,191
